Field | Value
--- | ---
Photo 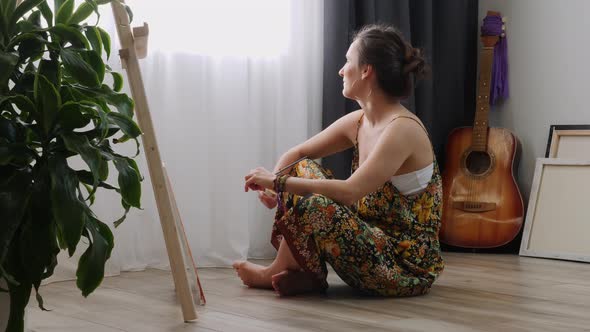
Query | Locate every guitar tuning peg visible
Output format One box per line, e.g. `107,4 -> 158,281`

501,33 -> 506,38
502,25 -> 506,31
502,16 -> 508,23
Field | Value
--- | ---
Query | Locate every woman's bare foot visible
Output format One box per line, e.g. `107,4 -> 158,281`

232,261 -> 273,289
271,270 -> 328,296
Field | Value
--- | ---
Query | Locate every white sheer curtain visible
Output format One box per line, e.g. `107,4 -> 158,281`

49,0 -> 324,281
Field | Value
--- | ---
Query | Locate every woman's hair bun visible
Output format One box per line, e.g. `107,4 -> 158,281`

403,47 -> 428,80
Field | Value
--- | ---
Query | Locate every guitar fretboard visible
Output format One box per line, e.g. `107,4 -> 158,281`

472,46 -> 495,151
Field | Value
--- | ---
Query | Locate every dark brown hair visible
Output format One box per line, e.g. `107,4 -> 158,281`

352,24 -> 429,98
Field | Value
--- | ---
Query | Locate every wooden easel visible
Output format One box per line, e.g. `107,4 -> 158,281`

110,1 -> 205,321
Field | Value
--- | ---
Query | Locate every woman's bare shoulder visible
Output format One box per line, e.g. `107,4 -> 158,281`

336,109 -> 364,137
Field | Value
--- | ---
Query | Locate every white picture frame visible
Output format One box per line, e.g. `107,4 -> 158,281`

519,158 -> 590,262
545,124 -> 590,158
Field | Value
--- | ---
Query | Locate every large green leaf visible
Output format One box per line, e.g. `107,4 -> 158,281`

57,101 -> 92,130
0,143 -> 14,165
9,0 -> 44,29
102,85 -> 133,117
59,85 -> 74,103
11,31 -> 48,62
61,132 -> 102,195
110,72 -> 122,92
10,70 -> 34,97
0,142 -> 36,166
112,197 -> 129,227
10,26 -> 45,43
113,156 -> 140,208
74,84 -> 134,117
92,99 -> 110,140
51,23 -> 90,49
0,144 -> 14,165
67,99 -> 111,141
16,20 -> 36,34
84,26 -> 102,56
81,49 -> 105,83
34,74 -> 61,134
26,7 -> 40,26
83,0 -> 99,23
0,95 -> 36,117
127,158 -> 141,180
76,216 -> 113,297
38,58 -> 61,87
0,50 -> 18,88
54,0 -> 65,12
97,26 -> 110,59
68,0 -> 94,24
0,3 -> 5,44
0,116 -> 17,141
38,1 -> 53,27
76,170 -> 118,191
0,168 -> 32,267
7,31 -> 43,47
1,0 -> 17,20
61,48 -> 100,87
108,112 -> 141,138
55,0 -> 73,24
98,157 -> 108,180
49,155 -> 87,256
88,1 -> 132,22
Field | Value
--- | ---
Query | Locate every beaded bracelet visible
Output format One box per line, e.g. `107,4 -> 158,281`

273,174 -> 290,211
275,174 -> 290,192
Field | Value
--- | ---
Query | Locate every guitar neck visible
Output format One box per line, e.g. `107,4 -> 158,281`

472,46 -> 495,151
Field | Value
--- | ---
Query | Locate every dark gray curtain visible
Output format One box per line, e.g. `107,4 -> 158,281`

322,0 -> 479,179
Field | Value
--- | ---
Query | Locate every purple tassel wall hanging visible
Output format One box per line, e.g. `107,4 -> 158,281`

481,13 -> 509,105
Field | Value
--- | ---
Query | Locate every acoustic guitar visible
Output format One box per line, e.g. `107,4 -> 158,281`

440,12 -> 524,248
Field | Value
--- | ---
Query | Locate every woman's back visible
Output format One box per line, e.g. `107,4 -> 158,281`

351,114 -> 444,286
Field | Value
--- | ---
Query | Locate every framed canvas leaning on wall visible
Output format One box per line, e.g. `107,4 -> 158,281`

519,158 -> 590,262
545,124 -> 590,158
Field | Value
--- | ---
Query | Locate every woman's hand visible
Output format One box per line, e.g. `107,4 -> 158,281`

258,190 -> 278,209
245,167 -> 278,209
244,167 -> 276,192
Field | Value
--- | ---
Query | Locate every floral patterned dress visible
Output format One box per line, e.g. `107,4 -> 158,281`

271,114 -> 444,296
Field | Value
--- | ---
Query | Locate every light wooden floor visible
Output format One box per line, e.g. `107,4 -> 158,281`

27,252 -> 590,332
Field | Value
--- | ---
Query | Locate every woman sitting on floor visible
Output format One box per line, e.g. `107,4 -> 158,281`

233,24 -> 445,297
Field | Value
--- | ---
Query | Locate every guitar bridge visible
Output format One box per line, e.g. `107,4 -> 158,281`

452,201 -> 497,212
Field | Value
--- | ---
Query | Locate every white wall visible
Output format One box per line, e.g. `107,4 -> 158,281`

479,0 -> 590,200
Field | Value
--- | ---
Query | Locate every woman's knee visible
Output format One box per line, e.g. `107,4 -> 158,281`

295,194 -> 335,214
295,194 -> 348,231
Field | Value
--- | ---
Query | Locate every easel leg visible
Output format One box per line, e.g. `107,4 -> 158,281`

110,1 -> 200,321
163,164 -> 206,305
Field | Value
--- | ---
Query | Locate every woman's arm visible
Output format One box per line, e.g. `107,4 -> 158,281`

279,177 -> 353,205
272,110 -> 362,173
247,115 -> 420,206
281,120 -> 416,205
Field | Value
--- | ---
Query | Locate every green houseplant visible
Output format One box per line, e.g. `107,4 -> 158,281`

0,0 -> 141,331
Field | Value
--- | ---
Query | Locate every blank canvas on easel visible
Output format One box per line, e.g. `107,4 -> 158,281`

519,158 -> 590,262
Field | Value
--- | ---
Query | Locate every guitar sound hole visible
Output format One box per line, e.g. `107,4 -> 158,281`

465,151 -> 492,176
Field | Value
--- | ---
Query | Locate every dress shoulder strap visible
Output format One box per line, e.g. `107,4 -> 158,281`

387,115 -> 436,160
355,112 -> 364,145
386,115 -> 429,136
